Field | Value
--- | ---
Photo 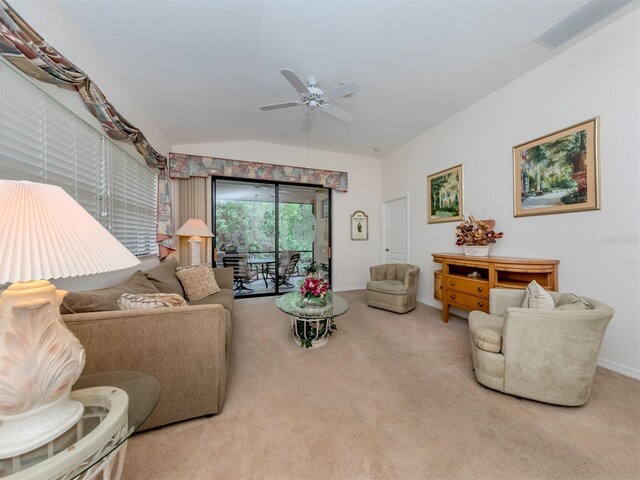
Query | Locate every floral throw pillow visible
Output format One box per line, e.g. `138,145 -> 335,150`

176,264 -> 221,302
118,293 -> 187,310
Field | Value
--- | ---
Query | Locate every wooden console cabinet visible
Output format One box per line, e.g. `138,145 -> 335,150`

432,253 -> 559,323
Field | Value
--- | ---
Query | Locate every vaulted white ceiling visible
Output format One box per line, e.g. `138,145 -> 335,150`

11,0 -> 635,158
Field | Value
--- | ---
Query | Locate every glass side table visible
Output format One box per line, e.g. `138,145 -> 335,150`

276,292 -> 350,348
0,370 -> 159,480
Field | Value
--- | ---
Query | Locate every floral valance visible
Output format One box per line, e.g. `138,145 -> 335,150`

170,153 -> 349,192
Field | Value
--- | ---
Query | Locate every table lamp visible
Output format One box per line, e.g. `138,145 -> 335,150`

0,180 -> 140,458
175,218 -> 214,266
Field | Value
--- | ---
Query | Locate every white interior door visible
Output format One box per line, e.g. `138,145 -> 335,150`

384,197 -> 408,263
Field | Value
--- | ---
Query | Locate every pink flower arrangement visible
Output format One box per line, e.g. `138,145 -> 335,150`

300,273 -> 330,299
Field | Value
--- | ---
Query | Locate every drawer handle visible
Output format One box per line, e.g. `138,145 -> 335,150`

450,293 -> 456,300
450,280 -> 456,286
477,287 -> 483,292
477,301 -> 484,307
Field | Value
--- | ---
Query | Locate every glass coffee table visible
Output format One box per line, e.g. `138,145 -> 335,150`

276,292 -> 349,348
1,370 -> 160,480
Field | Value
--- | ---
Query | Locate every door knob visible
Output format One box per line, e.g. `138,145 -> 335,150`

385,248 -> 389,252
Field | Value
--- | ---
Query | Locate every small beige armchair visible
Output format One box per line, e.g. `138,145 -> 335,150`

366,264 -> 420,313
468,289 -> 614,406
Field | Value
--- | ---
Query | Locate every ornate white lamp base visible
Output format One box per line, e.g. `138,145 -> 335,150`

0,395 -> 83,458
189,236 -> 202,266
0,280 -> 86,459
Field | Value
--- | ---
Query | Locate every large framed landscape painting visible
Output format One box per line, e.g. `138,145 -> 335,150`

427,164 -> 463,224
513,118 -> 600,217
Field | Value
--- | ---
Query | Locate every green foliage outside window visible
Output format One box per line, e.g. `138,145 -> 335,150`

215,200 -> 314,263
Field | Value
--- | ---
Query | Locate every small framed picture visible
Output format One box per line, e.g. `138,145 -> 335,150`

322,198 -> 329,218
513,117 -> 600,217
351,211 -> 368,241
427,164 -> 463,224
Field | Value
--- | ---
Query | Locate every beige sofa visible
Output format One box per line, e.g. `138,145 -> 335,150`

468,289 -> 614,406
366,263 -> 420,313
62,259 -> 234,430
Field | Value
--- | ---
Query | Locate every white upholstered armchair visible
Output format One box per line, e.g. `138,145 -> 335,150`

468,289 -> 614,406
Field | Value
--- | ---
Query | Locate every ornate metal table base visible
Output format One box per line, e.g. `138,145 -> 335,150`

276,293 -> 349,349
291,316 -> 334,348
2,387 -> 129,480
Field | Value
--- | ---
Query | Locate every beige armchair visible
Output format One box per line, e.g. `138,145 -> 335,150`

366,263 -> 420,313
468,289 -> 614,406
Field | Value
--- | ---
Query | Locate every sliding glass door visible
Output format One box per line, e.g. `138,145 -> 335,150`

213,178 -> 331,298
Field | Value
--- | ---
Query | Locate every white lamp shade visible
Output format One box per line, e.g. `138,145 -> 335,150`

175,218 -> 214,237
0,180 -> 140,284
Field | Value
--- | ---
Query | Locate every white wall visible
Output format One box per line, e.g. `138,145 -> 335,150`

172,141 -> 382,291
381,11 -> 640,377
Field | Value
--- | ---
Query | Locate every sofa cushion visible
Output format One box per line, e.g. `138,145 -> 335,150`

144,257 -> 185,297
60,271 -> 159,314
366,279 -> 407,295
469,313 -> 504,353
187,289 -> 234,314
521,280 -> 554,310
118,293 -> 188,310
176,264 -> 221,302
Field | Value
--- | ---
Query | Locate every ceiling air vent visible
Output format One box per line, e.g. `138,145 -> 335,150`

534,0 -> 633,49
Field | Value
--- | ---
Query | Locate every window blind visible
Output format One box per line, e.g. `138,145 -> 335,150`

0,61 -> 158,258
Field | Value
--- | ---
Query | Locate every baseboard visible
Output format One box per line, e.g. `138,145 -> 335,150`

417,296 -> 441,310
333,285 -> 366,292
417,297 -> 640,380
597,358 -> 640,380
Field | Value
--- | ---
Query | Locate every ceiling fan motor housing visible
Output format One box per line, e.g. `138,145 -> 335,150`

303,86 -> 326,110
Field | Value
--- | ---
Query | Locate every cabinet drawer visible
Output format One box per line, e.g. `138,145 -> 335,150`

447,291 -> 489,312
446,276 -> 489,298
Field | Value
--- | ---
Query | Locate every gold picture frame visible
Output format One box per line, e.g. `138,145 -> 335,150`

350,211 -> 368,241
513,117 -> 600,217
427,164 -> 463,224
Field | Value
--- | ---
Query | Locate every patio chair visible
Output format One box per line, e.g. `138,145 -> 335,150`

268,252 -> 301,288
223,254 -> 258,292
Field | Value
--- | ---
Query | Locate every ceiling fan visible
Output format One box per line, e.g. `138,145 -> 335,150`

260,69 -> 360,130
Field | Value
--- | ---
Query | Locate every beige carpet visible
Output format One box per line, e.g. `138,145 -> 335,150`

123,291 -> 640,480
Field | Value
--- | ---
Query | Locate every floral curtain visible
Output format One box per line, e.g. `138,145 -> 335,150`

0,0 -> 175,256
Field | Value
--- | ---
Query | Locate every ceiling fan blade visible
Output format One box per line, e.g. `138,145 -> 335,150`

322,104 -> 354,124
323,81 -> 361,101
260,101 -> 301,111
301,110 -> 316,132
281,69 -> 309,95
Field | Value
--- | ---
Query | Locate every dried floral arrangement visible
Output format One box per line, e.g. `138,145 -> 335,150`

455,216 -> 504,246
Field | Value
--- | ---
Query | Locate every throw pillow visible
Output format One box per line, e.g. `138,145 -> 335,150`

144,257 -> 186,296
176,264 -> 221,302
521,280 -> 555,310
555,292 -> 592,310
60,271 -> 159,314
118,293 -> 188,311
